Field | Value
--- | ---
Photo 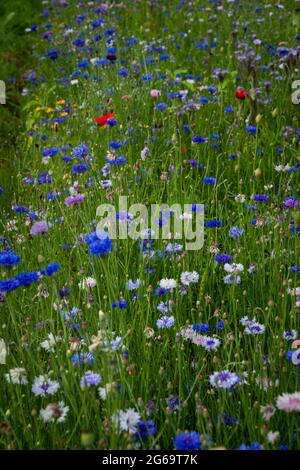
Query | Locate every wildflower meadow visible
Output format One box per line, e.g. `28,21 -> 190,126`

0,0 -> 300,452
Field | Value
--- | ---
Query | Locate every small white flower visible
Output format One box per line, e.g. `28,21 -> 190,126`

267,431 -> 280,444
40,333 -> 60,352
78,277 -> 97,289
98,382 -> 115,400
235,194 -> 246,203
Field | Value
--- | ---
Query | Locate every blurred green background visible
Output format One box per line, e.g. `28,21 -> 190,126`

0,0 -> 40,206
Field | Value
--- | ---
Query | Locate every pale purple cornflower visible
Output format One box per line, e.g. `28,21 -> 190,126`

30,220 -> 48,235
80,371 -> 102,389
32,375 -> 60,396
64,194 -> 84,206
126,278 -> 144,290
156,315 -> 175,329
209,370 -> 240,389
157,301 -> 169,314
223,274 -> 241,285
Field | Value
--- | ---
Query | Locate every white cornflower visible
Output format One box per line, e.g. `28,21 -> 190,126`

40,401 -> 69,423
98,382 -> 115,400
159,278 -> 177,290
111,408 -> 141,435
141,146 -> 150,161
5,368 -> 28,385
180,271 -> 199,286
260,404 -> 276,421
224,263 -> 244,274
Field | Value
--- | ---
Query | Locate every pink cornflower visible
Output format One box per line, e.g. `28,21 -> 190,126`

276,392 -> 300,412
150,89 -> 161,98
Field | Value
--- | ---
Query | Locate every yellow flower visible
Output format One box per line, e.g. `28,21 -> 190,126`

46,107 -> 54,113
55,99 -> 65,105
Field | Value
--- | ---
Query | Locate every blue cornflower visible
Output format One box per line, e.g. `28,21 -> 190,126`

246,125 -> 257,134
203,177 -> 217,184
253,194 -> 269,202
135,420 -> 157,441
236,442 -> 262,450
72,352 -> 94,366
13,205 -> 28,213
15,271 -> 39,286
215,321 -> 225,331
88,238 -> 112,256
118,68 -> 129,76
192,136 -> 206,143
46,263 -> 60,276
37,172 -> 52,184
0,251 -> 20,267
41,147 -> 59,157
0,277 -> 20,292
193,323 -> 210,333
72,164 -> 88,174
224,106 -> 234,113
205,220 -> 222,228
215,253 -> 232,263
174,431 -> 201,450
72,143 -> 91,162
155,102 -> 167,111
112,300 -> 127,309
109,141 -> 122,150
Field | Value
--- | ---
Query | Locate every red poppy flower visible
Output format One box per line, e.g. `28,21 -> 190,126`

94,113 -> 116,127
235,88 -> 247,100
